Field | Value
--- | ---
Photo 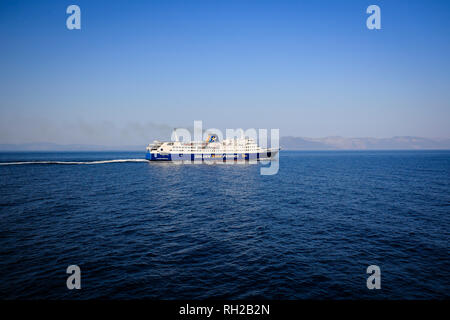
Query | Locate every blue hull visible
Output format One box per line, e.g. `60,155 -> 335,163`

146,152 -> 271,161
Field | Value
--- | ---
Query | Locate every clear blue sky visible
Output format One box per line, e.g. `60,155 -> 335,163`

0,0 -> 449,145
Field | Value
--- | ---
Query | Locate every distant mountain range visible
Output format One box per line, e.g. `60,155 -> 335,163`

280,136 -> 450,150
1,136 -> 450,151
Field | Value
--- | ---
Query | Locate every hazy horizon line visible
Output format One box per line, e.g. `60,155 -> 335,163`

1,135 -> 450,151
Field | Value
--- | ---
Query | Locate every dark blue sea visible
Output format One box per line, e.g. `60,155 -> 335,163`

0,151 -> 449,299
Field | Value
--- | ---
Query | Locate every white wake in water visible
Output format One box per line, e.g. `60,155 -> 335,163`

0,159 -> 149,166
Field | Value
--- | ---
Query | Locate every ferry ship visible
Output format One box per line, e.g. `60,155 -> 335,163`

145,134 -> 280,161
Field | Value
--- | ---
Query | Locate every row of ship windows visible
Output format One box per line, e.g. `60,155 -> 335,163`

170,148 -> 258,151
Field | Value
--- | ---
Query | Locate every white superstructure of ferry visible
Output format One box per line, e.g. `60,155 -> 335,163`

145,134 -> 279,161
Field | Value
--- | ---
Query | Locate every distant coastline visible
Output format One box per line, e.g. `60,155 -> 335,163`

0,143 -> 144,152
1,136 -> 450,151
280,136 -> 450,150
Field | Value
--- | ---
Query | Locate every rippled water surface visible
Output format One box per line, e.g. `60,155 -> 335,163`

0,151 -> 449,299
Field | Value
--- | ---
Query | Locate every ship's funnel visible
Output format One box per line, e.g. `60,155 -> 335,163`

206,134 -> 218,143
